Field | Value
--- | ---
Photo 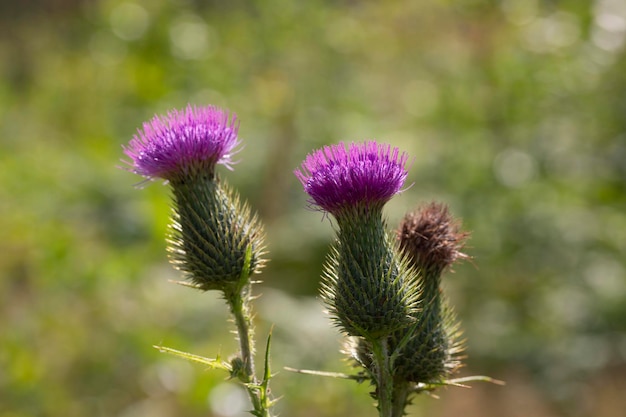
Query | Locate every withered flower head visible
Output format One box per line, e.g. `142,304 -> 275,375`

398,202 -> 469,275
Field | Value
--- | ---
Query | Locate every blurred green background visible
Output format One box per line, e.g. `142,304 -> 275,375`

1,0 -> 625,416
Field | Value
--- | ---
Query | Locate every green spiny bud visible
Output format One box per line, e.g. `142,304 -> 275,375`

344,203 -> 468,384
167,177 -> 265,293
391,301 -> 455,383
321,207 -> 420,340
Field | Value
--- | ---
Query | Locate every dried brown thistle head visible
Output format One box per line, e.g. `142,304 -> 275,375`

397,202 -> 469,275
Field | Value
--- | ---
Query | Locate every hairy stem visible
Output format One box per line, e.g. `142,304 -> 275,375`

391,380 -> 410,417
372,337 -> 394,417
228,286 -> 269,417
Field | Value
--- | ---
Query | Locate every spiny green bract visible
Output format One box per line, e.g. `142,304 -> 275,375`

347,294 -> 463,385
391,281 -> 464,383
346,203 -> 467,387
320,209 -> 421,341
167,177 -> 266,293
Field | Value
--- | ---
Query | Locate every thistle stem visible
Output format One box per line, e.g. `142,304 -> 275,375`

372,337 -> 394,417
227,286 -> 269,417
391,380 -> 410,417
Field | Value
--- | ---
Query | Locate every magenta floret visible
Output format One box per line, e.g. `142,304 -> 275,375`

295,141 -> 409,215
123,104 -> 240,181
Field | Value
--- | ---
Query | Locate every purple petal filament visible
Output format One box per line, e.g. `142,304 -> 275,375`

295,141 -> 409,215
123,104 -> 240,181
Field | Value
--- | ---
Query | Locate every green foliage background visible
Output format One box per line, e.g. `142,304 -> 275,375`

1,1 -> 625,416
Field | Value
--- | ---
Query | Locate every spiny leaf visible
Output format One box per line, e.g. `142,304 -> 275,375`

262,327 -> 273,384
410,375 -> 505,394
284,366 -> 370,383
259,328 -> 275,413
153,345 -> 232,372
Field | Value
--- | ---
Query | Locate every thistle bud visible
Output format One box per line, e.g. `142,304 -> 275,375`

123,105 -> 265,293
295,141 -> 419,340
393,202 -> 468,383
344,203 -> 468,386
168,178 -> 265,293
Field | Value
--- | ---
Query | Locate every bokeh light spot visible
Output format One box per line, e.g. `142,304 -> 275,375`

170,14 -> 216,60
209,383 -> 249,416
493,148 -> 537,188
110,2 -> 150,41
521,12 -> 580,53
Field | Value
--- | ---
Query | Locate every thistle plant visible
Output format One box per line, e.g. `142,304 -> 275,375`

349,202 -> 471,416
393,202 -> 468,388
294,141 -> 421,417
293,142 -> 501,417
380,203 -> 467,417
122,105 -> 499,417
294,142 -> 419,338
122,104 -> 272,417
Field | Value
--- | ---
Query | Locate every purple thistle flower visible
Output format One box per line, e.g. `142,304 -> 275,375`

294,141 -> 409,216
123,104 -> 240,182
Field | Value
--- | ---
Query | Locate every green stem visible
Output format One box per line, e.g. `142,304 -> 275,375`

391,380 -> 410,417
228,286 -> 269,417
372,337 -> 393,417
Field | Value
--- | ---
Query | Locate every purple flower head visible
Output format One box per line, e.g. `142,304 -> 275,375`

294,141 -> 409,215
123,104 -> 240,182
